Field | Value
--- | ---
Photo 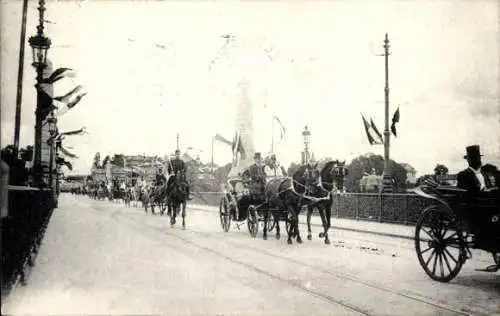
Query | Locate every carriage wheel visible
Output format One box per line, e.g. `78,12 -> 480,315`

219,197 -> 231,232
415,205 -> 465,283
247,205 -> 259,238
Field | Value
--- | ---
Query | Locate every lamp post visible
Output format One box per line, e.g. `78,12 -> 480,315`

46,113 -> 57,189
302,126 -> 311,165
381,33 -> 393,193
28,0 -> 51,186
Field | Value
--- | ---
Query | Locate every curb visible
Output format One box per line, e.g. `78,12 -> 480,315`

188,203 -> 415,241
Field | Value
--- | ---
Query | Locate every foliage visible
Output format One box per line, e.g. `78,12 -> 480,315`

102,155 -> 110,168
110,154 -> 125,167
287,162 -> 301,176
433,164 -> 449,175
92,152 -> 101,169
345,153 -> 408,192
1,145 -> 32,185
19,145 -> 33,163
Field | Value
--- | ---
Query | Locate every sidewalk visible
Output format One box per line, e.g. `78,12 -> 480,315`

188,203 -> 415,240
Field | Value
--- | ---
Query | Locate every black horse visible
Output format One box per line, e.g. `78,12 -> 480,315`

305,160 -> 348,244
263,165 -> 318,244
168,172 -> 189,229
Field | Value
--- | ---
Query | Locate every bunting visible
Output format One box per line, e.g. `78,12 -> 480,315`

361,114 -> 383,145
41,67 -> 76,85
370,118 -> 384,144
391,107 -> 400,137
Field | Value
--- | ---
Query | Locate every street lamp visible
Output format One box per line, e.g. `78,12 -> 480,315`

302,126 -> 311,165
29,0 -> 52,186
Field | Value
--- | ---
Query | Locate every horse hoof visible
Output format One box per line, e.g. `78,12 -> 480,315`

297,237 -> 303,244
325,239 -> 331,245
287,239 -> 293,245
307,234 -> 312,241
263,236 -> 267,240
182,226 -> 186,230
276,234 -> 280,240
319,233 -> 325,238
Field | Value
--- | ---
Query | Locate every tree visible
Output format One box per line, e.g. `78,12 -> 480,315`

111,154 -> 125,167
345,153 -> 408,192
102,155 -> 110,168
433,164 -> 449,176
93,152 -> 101,169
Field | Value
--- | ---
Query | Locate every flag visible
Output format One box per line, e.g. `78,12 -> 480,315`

272,115 -> 286,140
60,146 -> 78,158
391,107 -> 400,137
42,67 -> 76,84
53,85 -> 83,103
56,156 -> 73,171
56,127 -> 87,139
370,118 -> 384,144
214,133 -> 232,146
56,92 -> 87,116
361,114 -> 375,145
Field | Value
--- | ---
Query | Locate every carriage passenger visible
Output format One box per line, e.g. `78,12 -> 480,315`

155,167 -> 167,186
456,145 -> 499,255
264,154 -> 285,179
243,152 -> 266,199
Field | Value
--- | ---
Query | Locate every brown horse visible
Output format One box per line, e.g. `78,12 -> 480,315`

305,160 -> 348,244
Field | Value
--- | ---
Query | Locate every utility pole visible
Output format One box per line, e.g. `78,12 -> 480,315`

381,33 -> 393,193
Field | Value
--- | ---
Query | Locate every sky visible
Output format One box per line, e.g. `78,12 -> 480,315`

1,0 -> 499,176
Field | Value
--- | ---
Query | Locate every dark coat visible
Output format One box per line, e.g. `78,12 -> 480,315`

457,166 -> 497,196
168,158 -> 186,175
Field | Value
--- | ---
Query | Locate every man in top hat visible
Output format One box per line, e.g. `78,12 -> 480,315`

457,145 -> 499,270
167,149 -> 191,200
457,145 -> 499,195
244,152 -> 267,196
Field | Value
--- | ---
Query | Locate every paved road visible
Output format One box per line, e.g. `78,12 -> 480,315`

3,194 -> 499,315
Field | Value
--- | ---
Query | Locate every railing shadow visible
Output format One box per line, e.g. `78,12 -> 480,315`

1,186 -> 56,299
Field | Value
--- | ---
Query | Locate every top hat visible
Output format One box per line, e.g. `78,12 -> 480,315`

463,145 -> 483,159
175,149 -> 181,153
254,152 -> 262,159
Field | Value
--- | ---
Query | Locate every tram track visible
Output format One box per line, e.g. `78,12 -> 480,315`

104,205 -> 482,316
81,197 -> 497,316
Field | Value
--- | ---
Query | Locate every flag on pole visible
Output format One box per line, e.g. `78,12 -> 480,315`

59,145 -> 78,159
272,115 -> 286,141
214,133 -> 232,146
391,106 -> 400,137
42,67 -> 76,84
53,85 -> 83,103
370,118 -> 384,144
361,114 -> 383,145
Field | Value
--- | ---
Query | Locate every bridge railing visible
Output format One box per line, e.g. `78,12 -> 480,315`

191,191 -> 437,226
1,186 -> 56,299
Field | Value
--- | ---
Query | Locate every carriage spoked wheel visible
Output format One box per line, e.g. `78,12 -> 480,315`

415,205 -> 465,282
247,205 -> 259,238
219,196 -> 231,232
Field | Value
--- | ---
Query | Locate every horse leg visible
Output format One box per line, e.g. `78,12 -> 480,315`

275,211 -> 281,240
318,206 -> 330,244
263,209 -> 268,240
307,206 -> 313,240
294,207 -> 303,244
182,202 -> 186,230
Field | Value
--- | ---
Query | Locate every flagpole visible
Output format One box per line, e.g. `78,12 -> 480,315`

13,0 -> 29,156
271,117 -> 275,155
211,136 -> 214,174
382,33 -> 393,193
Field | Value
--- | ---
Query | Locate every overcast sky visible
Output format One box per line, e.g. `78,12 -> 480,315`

1,0 -> 499,176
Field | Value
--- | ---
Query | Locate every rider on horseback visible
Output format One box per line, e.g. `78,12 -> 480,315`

167,149 -> 191,200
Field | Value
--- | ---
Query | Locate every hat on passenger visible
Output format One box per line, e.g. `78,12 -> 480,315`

463,145 -> 483,159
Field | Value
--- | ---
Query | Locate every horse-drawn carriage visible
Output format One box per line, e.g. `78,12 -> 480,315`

413,182 -> 500,282
219,177 -> 294,240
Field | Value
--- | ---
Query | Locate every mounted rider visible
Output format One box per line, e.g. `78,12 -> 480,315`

167,149 -> 191,200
